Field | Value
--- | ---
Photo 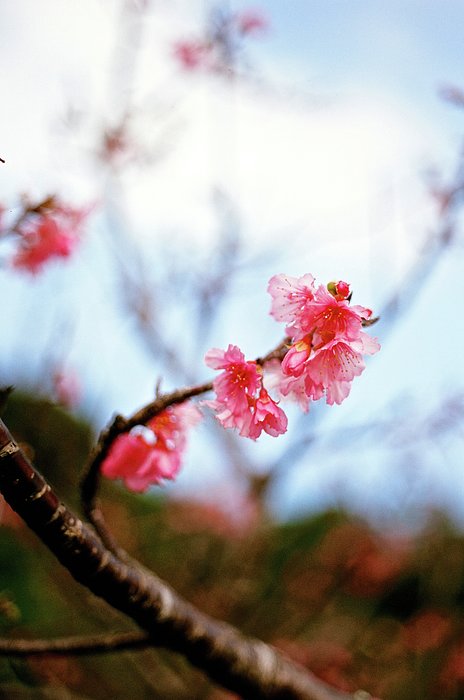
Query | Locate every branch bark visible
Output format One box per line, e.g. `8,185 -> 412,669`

0,418 -> 355,700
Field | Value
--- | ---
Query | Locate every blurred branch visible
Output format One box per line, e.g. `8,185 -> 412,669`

0,630 -> 149,656
0,418 -> 355,700
378,120 -> 464,332
193,190 -> 242,350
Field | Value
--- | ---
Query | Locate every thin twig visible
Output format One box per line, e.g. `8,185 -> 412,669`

0,631 -> 150,656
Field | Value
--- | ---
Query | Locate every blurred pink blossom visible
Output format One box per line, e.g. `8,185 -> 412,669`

235,9 -> 268,35
173,40 -> 212,70
11,200 -> 89,275
101,402 -> 201,492
12,218 -> 76,274
173,7 -> 269,75
52,369 -> 81,409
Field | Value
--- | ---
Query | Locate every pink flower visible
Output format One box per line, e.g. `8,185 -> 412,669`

205,344 -> 262,416
12,218 -> 76,274
204,344 -> 287,440
269,273 -> 380,409
251,388 -> 288,438
308,285 -> 373,347
173,40 -> 211,70
305,340 -> 365,405
11,201 -> 89,275
281,337 -> 311,377
268,274 -> 372,343
235,10 -> 268,35
268,273 -> 317,332
101,402 -> 201,492
265,360 -> 313,413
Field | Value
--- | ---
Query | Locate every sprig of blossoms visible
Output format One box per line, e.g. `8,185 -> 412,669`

268,274 -> 380,410
172,8 -> 268,74
101,272 -> 379,493
101,402 -> 202,492
7,196 -> 90,275
204,274 -> 379,438
204,344 -> 287,440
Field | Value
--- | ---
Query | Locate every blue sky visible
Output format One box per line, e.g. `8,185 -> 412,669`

1,0 -> 464,524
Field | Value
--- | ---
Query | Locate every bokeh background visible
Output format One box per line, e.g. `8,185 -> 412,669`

1,1 -> 464,698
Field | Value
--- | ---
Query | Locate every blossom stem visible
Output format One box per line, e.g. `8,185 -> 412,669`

0,631 -> 150,656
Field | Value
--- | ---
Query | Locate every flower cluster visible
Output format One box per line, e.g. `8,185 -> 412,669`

268,274 -> 380,409
10,197 -> 89,275
204,274 -> 379,439
204,344 -> 287,440
101,402 -> 202,492
101,272 -> 378,490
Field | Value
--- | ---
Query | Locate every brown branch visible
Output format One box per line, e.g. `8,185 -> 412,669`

0,631 -> 150,656
0,419 -> 356,700
79,339 -> 291,557
79,381 -> 213,557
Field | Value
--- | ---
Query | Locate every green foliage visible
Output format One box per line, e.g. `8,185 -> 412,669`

2,392 -> 93,510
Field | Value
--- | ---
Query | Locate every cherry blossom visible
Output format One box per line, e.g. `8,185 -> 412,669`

12,218 -> 76,274
101,402 -> 201,492
267,273 -> 316,331
204,344 -> 287,439
268,273 -> 380,407
172,40 -> 212,71
11,200 -> 89,275
235,10 -> 268,35
251,387 -> 288,438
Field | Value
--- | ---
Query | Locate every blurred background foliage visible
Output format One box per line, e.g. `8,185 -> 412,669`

1,393 -> 464,699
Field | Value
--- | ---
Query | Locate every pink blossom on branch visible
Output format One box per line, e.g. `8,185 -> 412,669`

268,273 -> 380,407
12,218 -> 76,274
101,402 -> 201,492
252,388 -> 288,438
267,273 -> 316,330
204,344 -> 287,440
172,40 -> 212,71
11,200 -> 90,275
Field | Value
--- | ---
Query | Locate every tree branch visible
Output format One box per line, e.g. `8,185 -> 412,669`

0,418 -> 356,700
0,631 -> 150,656
79,339 -> 291,557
